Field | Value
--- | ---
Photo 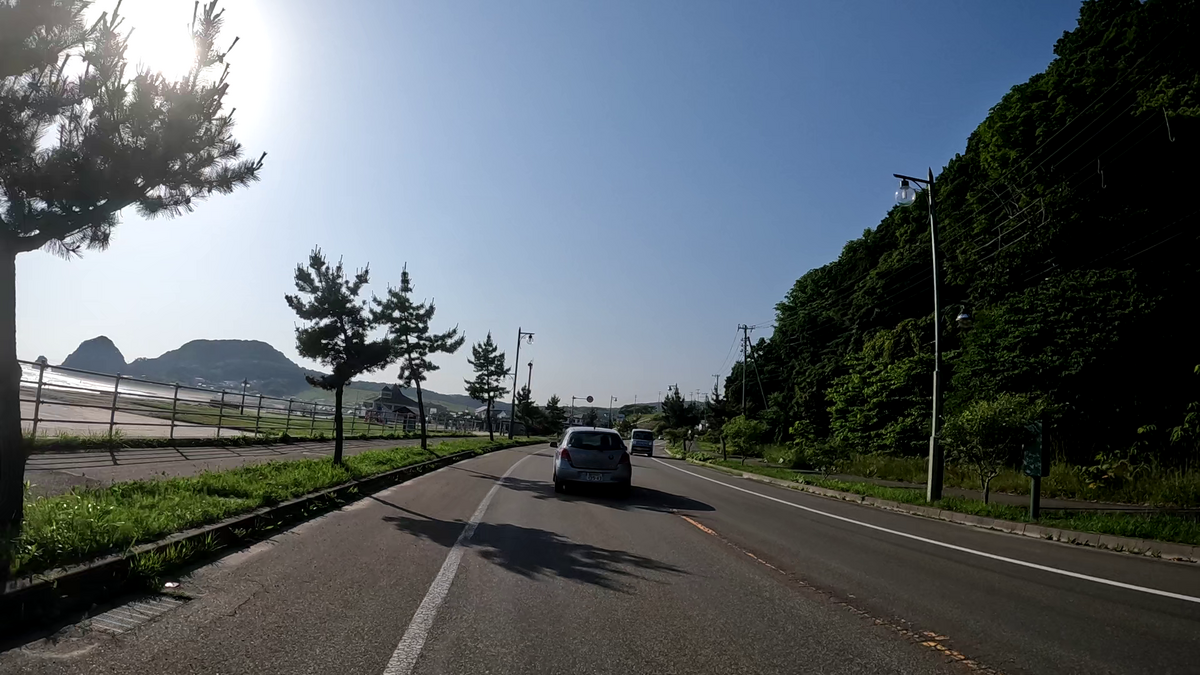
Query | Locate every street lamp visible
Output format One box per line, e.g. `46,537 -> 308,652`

894,167 -> 945,503
508,328 -> 534,439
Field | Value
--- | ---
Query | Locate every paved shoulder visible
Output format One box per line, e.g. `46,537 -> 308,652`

3,445 -> 544,674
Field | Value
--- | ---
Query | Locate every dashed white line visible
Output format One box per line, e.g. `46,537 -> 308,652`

381,453 -> 533,675
652,458 -> 1200,606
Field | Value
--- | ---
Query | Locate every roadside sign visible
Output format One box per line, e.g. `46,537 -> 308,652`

1022,421 -> 1048,477
586,395 -> 594,403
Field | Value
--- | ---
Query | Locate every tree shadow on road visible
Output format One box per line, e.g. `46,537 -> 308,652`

381,510 -> 688,592
498,476 -> 715,513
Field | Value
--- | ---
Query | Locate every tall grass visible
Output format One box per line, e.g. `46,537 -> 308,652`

839,454 -> 1200,507
6,437 -> 546,576
698,457 -> 1200,546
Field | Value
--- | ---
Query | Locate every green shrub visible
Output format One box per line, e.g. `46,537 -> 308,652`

723,415 -> 768,464
941,393 -> 1051,503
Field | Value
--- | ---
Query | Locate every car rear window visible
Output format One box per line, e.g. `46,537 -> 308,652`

632,430 -> 653,441
567,432 -> 624,450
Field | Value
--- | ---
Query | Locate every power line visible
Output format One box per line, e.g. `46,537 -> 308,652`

715,329 -> 741,374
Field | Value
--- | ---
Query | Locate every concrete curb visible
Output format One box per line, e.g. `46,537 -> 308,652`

685,458 -> 1200,564
1,443 -> 534,635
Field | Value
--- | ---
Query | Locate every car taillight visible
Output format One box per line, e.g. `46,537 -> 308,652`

618,452 -> 630,465
560,448 -> 573,466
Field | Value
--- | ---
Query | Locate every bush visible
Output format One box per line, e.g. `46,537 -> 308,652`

797,440 -> 849,478
723,415 -> 768,464
942,393 -> 1049,503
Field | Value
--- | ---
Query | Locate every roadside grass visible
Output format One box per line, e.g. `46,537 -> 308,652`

672,441 -> 1200,508
840,454 -> 1200,508
5,436 -> 548,577
24,428 -> 464,453
687,455 -> 1200,547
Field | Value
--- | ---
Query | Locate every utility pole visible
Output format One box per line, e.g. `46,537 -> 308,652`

738,324 -> 750,414
609,396 -> 617,427
508,328 -> 534,439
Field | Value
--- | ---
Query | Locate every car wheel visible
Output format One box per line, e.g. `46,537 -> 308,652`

554,479 -> 566,493
616,481 -> 631,498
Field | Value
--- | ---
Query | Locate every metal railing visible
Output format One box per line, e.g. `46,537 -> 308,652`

17,359 -> 483,440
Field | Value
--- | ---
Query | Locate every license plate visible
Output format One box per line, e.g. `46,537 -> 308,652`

582,473 -> 605,482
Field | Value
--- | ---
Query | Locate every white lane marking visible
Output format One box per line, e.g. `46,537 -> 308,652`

381,453 -> 533,675
652,458 -> 1200,606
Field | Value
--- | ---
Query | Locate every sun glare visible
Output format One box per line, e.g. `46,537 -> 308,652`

109,0 -> 202,82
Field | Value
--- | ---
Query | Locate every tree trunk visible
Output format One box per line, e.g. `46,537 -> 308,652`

0,245 -> 24,540
983,476 -> 992,504
486,400 -> 494,441
415,378 -> 427,452
333,385 -> 344,465
721,436 -> 727,461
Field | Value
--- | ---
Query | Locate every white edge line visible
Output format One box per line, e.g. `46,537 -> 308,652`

652,457 -> 1200,605
381,452 -> 533,675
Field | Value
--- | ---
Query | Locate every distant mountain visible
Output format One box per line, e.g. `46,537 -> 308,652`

127,339 -> 305,396
57,336 -> 482,411
62,336 -> 127,374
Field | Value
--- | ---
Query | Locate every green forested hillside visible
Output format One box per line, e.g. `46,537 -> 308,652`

732,0 -> 1200,468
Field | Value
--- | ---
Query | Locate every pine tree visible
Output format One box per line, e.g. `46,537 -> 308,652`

514,385 -> 545,436
582,409 -> 600,427
706,382 -> 733,460
285,248 -> 391,464
543,395 -> 567,435
464,333 -> 509,441
0,1 -> 264,532
661,388 -> 702,453
372,265 -> 464,451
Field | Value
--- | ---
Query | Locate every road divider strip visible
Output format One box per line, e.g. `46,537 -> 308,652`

654,458 -> 1200,606
382,453 -> 533,675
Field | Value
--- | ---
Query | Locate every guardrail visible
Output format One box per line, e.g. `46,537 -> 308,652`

17,359 -> 482,440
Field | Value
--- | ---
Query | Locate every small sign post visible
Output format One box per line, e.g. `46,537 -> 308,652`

1022,420 -> 1047,519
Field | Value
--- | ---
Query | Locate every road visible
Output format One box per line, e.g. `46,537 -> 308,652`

5,442 -> 1199,674
24,437 -> 468,497
20,399 -> 245,440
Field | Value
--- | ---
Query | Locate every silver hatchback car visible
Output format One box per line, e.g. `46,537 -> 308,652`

551,427 -> 632,496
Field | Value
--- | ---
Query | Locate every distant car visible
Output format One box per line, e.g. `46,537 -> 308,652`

550,427 -> 631,496
629,429 -> 654,456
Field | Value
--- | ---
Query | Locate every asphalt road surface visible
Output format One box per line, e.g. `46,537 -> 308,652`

5,442 -> 1199,674
24,437 -> 466,497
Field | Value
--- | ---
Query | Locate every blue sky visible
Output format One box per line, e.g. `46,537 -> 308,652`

17,0 -> 1084,404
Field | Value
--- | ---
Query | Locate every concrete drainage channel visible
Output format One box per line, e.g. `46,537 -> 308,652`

87,595 -> 188,635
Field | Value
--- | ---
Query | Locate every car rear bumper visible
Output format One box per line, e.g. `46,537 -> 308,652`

555,462 -> 631,484
630,444 -> 653,454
